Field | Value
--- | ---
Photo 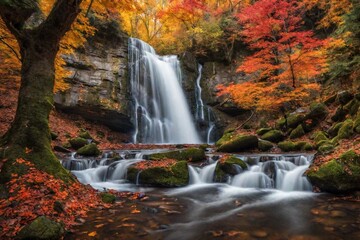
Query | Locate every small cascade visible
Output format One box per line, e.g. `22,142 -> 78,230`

188,161 -> 218,184
194,64 -> 217,144
231,155 -> 313,191
128,38 -> 201,144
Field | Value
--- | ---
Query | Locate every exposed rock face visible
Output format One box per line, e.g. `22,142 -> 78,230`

54,21 -> 133,133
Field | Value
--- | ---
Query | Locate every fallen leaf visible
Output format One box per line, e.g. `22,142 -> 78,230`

88,231 -> 97,237
95,224 -> 104,228
131,209 -> 141,214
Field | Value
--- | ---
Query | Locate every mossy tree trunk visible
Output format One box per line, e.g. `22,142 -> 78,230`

0,0 -> 83,183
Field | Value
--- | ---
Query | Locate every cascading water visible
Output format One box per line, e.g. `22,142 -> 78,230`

194,64 -> 216,144
188,161 -> 218,184
128,38 -> 201,144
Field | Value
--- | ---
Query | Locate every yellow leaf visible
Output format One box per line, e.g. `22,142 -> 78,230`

88,231 -> 97,237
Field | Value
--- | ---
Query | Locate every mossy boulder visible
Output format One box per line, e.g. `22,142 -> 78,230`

306,103 -> 328,121
76,143 -> 101,156
287,114 -> 306,128
354,114 -> 360,133
318,144 -> 335,154
78,129 -> 93,139
276,118 -> 287,130
256,127 -> 273,136
50,132 -> 58,140
312,131 -> 329,143
17,216 -> 64,240
68,137 -> 88,150
278,141 -> 313,152
324,94 -> 337,106
258,139 -> 274,152
337,119 -> 354,140
336,90 -> 354,105
261,130 -> 284,143
215,132 -> 233,147
331,106 -> 347,122
306,150 -> 360,193
147,148 -> 205,162
328,122 -> 344,138
344,99 -> 359,116
217,134 -> 258,152
100,192 -> 116,203
127,161 -> 189,187
215,156 -> 247,181
290,124 -> 305,139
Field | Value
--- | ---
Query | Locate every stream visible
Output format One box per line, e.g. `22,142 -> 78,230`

62,149 -> 360,240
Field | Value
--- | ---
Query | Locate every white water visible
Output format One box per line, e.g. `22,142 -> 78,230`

195,64 -> 204,120
128,38 -> 201,144
188,161 -> 218,184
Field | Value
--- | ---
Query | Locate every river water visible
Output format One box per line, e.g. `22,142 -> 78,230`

62,149 -> 360,240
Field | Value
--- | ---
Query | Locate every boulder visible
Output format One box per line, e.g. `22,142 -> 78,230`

318,144 -> 335,154
336,119 -> 354,140
256,128 -> 273,136
278,141 -> 313,152
217,134 -> 258,152
147,148 -> 205,162
215,132 -> 233,147
311,131 -> 329,143
306,150 -> 360,193
328,122 -> 344,138
100,192 -> 116,203
331,106 -> 347,122
261,130 -> 284,143
76,143 -> 101,156
354,113 -> 360,133
324,94 -> 337,106
17,216 -> 64,240
127,161 -> 189,187
336,90 -> 354,105
215,155 -> 247,182
78,129 -> 93,139
258,139 -> 274,152
287,114 -> 306,129
344,99 -> 359,116
289,124 -> 305,139
306,102 -> 328,122
68,137 -> 88,150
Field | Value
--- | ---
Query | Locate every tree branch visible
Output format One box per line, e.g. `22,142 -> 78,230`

0,35 -> 21,61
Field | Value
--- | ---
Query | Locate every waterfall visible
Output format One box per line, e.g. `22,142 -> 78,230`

231,155 -> 312,191
128,38 -> 201,144
194,64 -> 216,144
188,161 -> 218,184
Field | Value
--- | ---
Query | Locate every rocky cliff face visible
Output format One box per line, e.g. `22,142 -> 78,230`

54,22 -> 133,133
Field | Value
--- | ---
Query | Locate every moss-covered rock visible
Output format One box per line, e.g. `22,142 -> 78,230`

318,144 -> 335,154
78,129 -> 93,139
278,141 -> 297,152
337,119 -> 354,140
328,122 -> 344,138
354,113 -> 360,133
76,143 -> 101,156
306,150 -> 360,193
147,148 -> 205,162
300,142 -> 313,151
289,124 -> 305,139
215,156 -> 247,182
275,118 -> 287,130
256,127 -> 273,136
215,132 -> 233,147
336,90 -> 354,105
50,132 -> 58,140
287,114 -> 306,128
68,137 -> 88,150
258,139 -> 273,152
100,192 -> 116,203
306,102 -> 328,121
331,106 -> 347,122
344,99 -> 359,116
312,131 -> 329,143
217,135 -> 258,152
261,130 -> 284,143
17,216 -> 64,240
128,161 -> 189,187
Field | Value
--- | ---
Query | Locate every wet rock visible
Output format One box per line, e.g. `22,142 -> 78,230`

68,137 -> 88,150
256,127 -> 273,136
261,130 -> 284,143
258,139 -> 273,152
215,155 -> 247,181
17,216 -> 64,240
215,132 -> 233,147
217,134 -> 258,152
76,143 -> 101,156
147,148 -> 206,162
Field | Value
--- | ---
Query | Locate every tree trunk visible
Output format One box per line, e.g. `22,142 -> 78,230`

1,37 -> 71,183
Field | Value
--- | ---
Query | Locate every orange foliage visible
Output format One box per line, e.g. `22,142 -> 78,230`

0,158 -> 105,238
133,159 -> 178,171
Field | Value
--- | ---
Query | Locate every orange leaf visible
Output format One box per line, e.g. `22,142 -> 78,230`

88,231 -> 97,237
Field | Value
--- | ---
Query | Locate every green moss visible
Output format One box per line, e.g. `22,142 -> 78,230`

217,134 -> 258,153
76,143 -> 101,156
133,161 -> 189,187
344,99 -> 359,116
215,132 -> 233,147
287,114 -> 305,128
300,142 -> 313,151
311,131 -> 329,143
16,216 -> 64,240
147,148 -> 205,162
256,128 -> 273,136
215,156 -> 247,182
100,192 -> 116,203
278,141 -> 297,152
318,144 -> 335,154
275,118 -> 286,130
354,113 -> 360,133
261,130 -> 284,143
328,122 -> 344,138
340,149 -> 360,164
258,139 -> 273,152
290,125 -> 305,139
306,102 -> 328,121
337,119 -> 354,140
68,137 -> 88,150
78,129 -> 93,139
